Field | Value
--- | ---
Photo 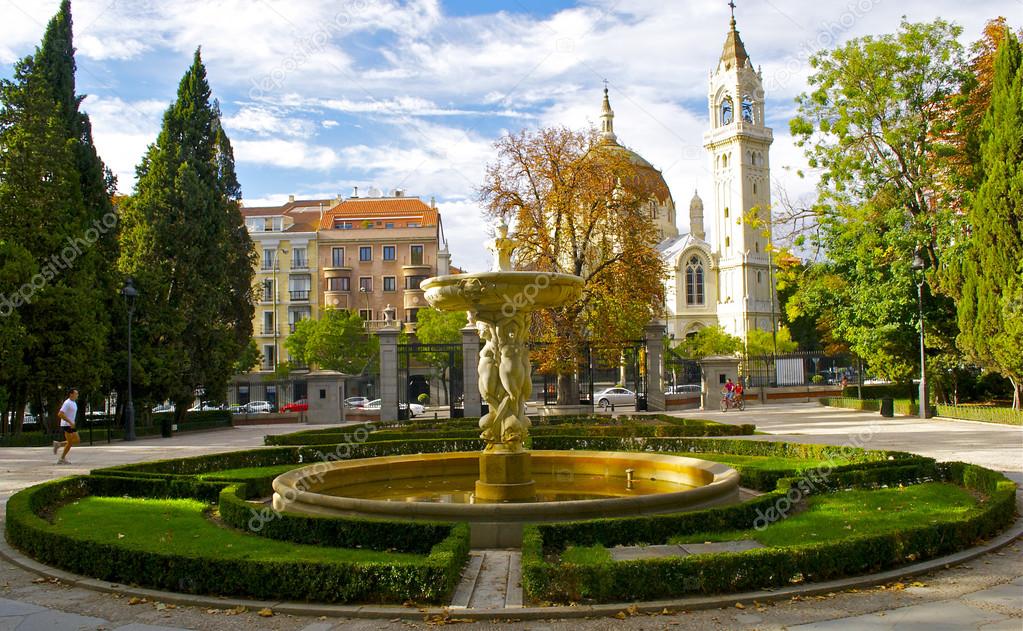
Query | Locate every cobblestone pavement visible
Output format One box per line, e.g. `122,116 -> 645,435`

0,409 -> 1020,630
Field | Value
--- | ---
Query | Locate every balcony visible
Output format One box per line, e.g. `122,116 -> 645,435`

403,288 -> 426,310
259,326 -> 278,336
291,259 -> 310,271
290,290 -> 310,302
323,267 -> 351,278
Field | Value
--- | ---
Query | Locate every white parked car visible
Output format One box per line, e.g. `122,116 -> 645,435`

667,384 -> 701,395
151,403 -> 175,414
363,399 -> 425,418
594,387 -> 636,410
344,397 -> 370,409
244,401 -> 274,414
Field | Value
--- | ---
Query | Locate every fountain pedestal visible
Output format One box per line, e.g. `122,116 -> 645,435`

475,447 -> 535,502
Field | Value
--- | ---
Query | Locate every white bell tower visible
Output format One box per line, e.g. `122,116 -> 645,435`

702,8 -> 776,340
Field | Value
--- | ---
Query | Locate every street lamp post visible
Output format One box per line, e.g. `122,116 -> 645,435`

121,277 -> 138,441
912,249 -> 928,419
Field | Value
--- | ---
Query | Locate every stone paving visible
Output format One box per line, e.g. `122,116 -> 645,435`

0,406 -> 1020,629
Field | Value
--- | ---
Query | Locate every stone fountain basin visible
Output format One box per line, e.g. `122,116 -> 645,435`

272,451 -> 740,547
420,271 -> 584,313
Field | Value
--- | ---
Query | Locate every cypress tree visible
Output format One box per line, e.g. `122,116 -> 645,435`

119,49 -> 255,418
0,0 -> 113,431
956,32 -> 1023,409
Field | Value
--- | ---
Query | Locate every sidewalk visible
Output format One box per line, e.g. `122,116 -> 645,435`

1,408 -> 1020,630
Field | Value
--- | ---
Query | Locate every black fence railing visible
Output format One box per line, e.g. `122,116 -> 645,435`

229,379 -> 309,412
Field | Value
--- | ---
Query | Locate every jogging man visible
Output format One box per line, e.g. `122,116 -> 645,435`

52,388 -> 79,464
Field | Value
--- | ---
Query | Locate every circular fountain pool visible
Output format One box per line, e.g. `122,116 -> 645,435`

272,451 -> 740,547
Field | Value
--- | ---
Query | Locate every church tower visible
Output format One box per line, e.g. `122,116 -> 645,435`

702,9 -> 776,339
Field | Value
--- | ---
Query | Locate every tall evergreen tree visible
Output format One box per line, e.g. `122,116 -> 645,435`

0,0 -> 113,432
119,49 -> 255,417
954,32 -> 1023,409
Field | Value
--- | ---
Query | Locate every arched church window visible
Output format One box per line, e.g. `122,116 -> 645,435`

724,207 -> 729,218
741,95 -> 754,123
685,256 -> 705,306
753,181 -> 758,195
721,154 -> 728,168
720,97 -> 733,125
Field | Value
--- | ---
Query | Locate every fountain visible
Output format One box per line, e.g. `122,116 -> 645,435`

419,221 -> 584,501
272,223 -> 740,546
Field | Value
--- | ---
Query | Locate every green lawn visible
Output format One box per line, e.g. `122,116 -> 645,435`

51,496 -> 422,563
197,463 -> 305,481
560,483 -> 978,563
671,483 -> 977,547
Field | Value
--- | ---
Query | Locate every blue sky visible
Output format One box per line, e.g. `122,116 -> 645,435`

0,0 -> 1012,271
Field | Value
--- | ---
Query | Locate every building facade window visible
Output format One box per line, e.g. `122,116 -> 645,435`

359,309 -> 373,321
262,248 -> 275,270
289,276 -> 311,301
262,278 -> 273,301
720,96 -> 733,125
327,276 -> 350,292
410,244 -> 424,265
406,275 -> 429,290
292,247 -> 308,269
262,311 -> 274,334
331,247 -> 345,267
359,276 -> 372,292
383,245 -> 396,261
359,246 -> 372,261
685,256 -> 705,306
383,276 -> 396,292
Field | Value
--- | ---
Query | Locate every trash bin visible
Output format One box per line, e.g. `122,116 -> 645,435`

880,397 -> 894,418
636,396 -> 648,412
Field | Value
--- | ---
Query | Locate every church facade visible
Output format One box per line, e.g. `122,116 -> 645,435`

597,15 -> 778,342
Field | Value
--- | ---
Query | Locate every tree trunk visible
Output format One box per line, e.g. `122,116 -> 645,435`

1012,376 -> 1021,411
556,372 -> 578,406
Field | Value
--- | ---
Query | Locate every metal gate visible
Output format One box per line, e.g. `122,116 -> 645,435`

533,340 -> 648,410
397,342 -> 464,420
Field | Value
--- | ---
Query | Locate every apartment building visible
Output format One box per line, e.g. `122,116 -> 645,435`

243,195 -> 339,372
317,192 -> 451,327
239,191 -> 451,375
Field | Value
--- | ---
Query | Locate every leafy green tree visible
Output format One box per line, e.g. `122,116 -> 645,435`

747,325 -> 798,356
949,31 -> 1023,409
285,309 -> 378,374
414,308 -> 467,404
788,19 -> 966,383
673,326 -> 741,360
118,49 -> 256,421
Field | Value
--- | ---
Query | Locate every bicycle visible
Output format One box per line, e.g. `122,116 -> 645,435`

720,392 -> 745,412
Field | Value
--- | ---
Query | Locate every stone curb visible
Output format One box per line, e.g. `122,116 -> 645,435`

2,495 -> 1021,622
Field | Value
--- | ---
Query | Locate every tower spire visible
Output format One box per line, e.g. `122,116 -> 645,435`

719,1 -> 749,70
600,81 -> 617,144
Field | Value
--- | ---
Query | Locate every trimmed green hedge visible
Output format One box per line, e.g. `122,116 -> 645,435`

521,461 -> 1016,603
5,476 -> 470,604
218,483 -> 455,554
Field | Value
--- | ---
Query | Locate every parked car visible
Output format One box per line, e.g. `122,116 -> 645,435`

594,387 -> 636,410
362,399 -> 425,418
188,403 -> 224,412
281,399 -> 309,413
244,400 -> 274,414
227,404 -> 246,415
151,403 -> 175,414
666,384 -> 701,395
344,397 -> 370,409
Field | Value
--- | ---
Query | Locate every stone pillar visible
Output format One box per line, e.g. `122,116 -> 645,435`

461,324 -> 482,418
305,370 -> 346,424
644,321 -> 667,412
698,355 -> 742,410
377,325 -> 400,423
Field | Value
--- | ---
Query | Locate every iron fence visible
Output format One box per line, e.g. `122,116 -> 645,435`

741,351 -> 856,388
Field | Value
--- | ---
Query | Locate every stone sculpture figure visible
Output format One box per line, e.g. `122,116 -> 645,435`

487,221 -> 518,272
476,321 -> 503,443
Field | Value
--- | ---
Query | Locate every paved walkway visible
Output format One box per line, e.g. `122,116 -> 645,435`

0,408 -> 1020,629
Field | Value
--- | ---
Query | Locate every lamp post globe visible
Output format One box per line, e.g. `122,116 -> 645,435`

121,277 -> 138,441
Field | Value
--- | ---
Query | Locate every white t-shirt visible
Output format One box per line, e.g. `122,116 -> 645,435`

59,399 -> 77,428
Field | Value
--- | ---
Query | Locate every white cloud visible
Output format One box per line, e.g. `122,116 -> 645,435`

233,139 -> 341,171
81,96 -> 168,192
222,105 -> 314,138
321,119 -> 339,128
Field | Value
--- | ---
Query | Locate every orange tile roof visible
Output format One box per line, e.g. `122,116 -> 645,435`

319,197 -> 438,229
241,198 -> 338,218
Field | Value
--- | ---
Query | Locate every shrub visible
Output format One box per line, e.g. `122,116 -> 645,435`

218,484 -> 454,554
5,476 -> 471,604
521,462 -> 1016,603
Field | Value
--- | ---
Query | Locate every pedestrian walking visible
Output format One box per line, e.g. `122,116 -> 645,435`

52,388 -> 80,464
